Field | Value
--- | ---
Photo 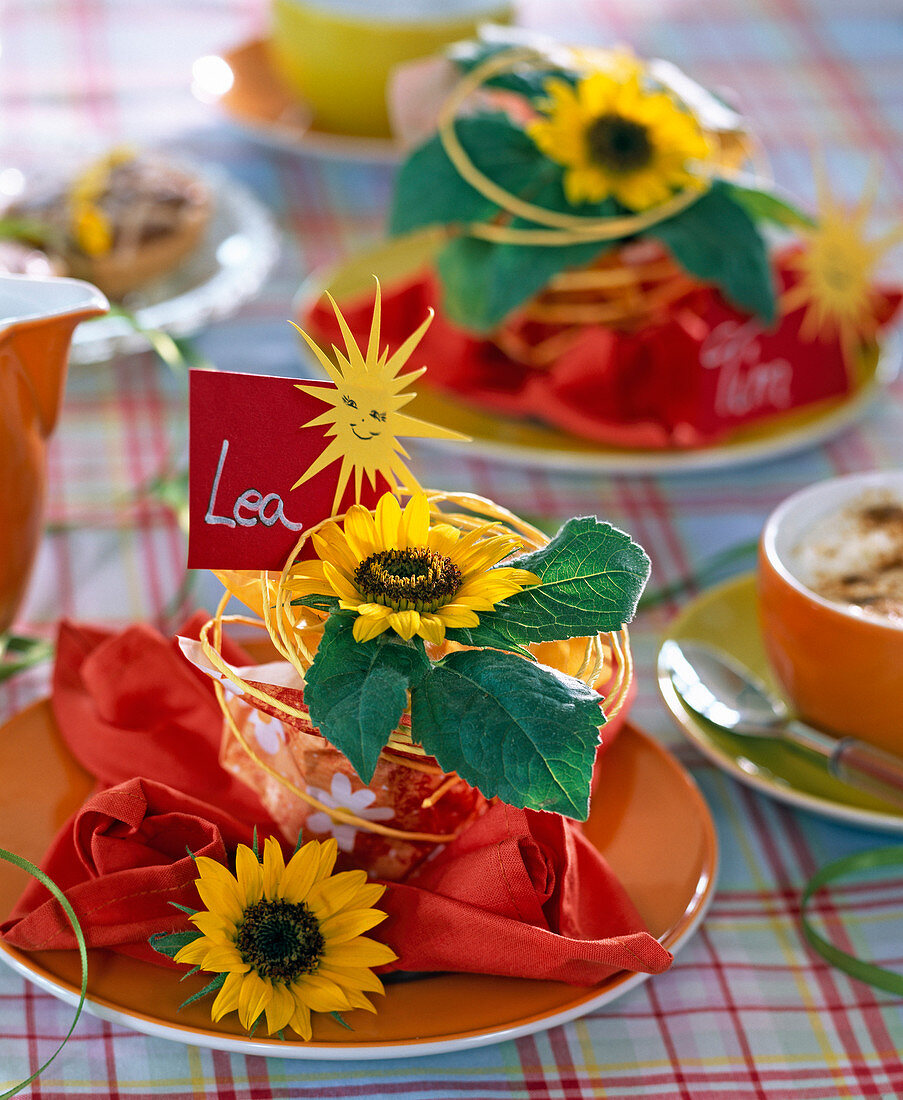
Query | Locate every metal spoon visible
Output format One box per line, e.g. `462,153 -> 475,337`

659,638 -> 903,806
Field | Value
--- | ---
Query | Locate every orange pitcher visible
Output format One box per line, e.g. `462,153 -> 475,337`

0,274 -> 108,634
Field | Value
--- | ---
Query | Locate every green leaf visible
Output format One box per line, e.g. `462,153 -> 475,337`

647,180 -> 776,323
179,971 -> 227,1010
443,619 -> 536,661
723,181 -> 816,231
411,649 -> 603,819
437,230 -> 610,332
462,516 -> 650,646
148,929 -> 203,960
389,114 -> 549,238
303,613 -> 431,783
437,169 -> 620,331
448,35 -> 578,100
291,593 -> 339,612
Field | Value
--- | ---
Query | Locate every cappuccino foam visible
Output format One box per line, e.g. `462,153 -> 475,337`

792,489 -> 903,623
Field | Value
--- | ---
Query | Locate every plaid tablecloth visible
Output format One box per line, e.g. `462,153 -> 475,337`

2,1 -> 903,1096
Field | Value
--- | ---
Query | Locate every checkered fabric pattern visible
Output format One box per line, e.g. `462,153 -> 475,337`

2,0 -> 903,1096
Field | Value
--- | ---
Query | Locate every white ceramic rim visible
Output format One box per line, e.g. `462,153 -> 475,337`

69,163 -> 279,364
761,468 -> 903,634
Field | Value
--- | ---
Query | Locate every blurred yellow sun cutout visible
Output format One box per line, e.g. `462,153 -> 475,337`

782,166 -> 903,370
291,280 -> 467,512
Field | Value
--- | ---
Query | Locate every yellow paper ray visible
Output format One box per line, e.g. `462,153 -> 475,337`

292,278 -> 469,512
781,162 -> 902,376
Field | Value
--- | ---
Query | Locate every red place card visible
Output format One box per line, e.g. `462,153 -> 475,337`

188,370 -> 386,570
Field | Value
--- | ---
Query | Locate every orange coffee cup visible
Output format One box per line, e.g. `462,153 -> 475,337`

758,470 -> 903,756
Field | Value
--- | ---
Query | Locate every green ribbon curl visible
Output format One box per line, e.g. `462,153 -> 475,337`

0,849 -> 88,1099
801,844 -> 903,996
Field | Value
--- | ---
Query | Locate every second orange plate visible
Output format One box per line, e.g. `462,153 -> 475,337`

0,701 -> 716,1058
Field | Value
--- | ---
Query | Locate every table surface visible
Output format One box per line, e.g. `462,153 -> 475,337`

2,0 -> 903,1096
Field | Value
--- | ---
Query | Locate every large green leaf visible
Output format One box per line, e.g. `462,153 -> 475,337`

437,170 -> 622,330
411,649 -> 604,819
451,516 -> 650,646
723,181 -> 815,231
303,614 -> 431,783
648,180 -> 776,323
448,35 -> 578,100
389,114 -> 550,238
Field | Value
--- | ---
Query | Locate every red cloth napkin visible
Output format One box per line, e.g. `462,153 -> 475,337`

303,259 -> 902,449
1,777 -> 255,968
381,800 -> 672,984
1,618 -> 672,985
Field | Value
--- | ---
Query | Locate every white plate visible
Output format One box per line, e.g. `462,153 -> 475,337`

69,165 -> 279,364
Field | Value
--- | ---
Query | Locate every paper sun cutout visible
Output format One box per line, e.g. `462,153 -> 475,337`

782,166 -> 903,369
291,280 -> 467,512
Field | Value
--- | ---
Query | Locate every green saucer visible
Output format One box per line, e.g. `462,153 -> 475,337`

658,574 -> 903,831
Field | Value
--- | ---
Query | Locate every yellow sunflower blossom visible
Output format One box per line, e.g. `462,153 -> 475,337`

174,836 -> 396,1039
527,70 -> 711,211
286,491 -> 539,645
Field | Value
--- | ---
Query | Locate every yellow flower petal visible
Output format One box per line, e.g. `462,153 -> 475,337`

426,523 -> 460,556
174,937 -> 210,967
313,837 -> 339,883
311,523 -> 359,578
210,970 -> 245,1022
288,1002 -> 313,1041
278,842 -> 320,903
322,936 -> 398,969
234,844 -> 264,907
342,504 -> 378,561
237,969 -> 273,1031
318,907 -> 388,944
353,611 -> 392,642
374,493 -> 402,550
261,836 -> 286,901
435,604 -> 481,629
196,879 -> 243,927
344,988 -> 378,1013
189,911 -> 234,943
399,494 -> 430,548
323,561 -> 362,603
264,982 -> 297,1035
416,612 -> 446,645
308,868 -> 374,920
387,609 -> 420,640
198,942 -> 249,974
290,972 -> 353,1013
316,964 -> 386,995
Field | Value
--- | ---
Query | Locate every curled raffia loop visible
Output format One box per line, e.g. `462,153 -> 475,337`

435,46 -> 717,246
199,490 -> 634,842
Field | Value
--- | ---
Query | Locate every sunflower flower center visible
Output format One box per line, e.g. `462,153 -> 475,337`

354,547 -> 462,613
235,898 -> 325,982
585,113 -> 653,173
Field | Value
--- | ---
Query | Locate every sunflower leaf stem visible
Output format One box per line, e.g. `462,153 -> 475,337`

330,1011 -> 354,1031
178,972 -> 227,1012
148,930 -> 203,960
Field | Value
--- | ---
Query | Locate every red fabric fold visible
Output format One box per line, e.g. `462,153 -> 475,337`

303,256 -> 902,450
380,801 -> 672,984
50,616 -> 280,830
1,778 -> 255,967
1,618 -> 671,986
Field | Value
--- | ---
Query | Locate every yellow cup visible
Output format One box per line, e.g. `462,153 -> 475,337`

268,0 -> 513,138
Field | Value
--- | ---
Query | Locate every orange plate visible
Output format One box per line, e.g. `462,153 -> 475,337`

0,701 -> 716,1058
204,39 -> 401,163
